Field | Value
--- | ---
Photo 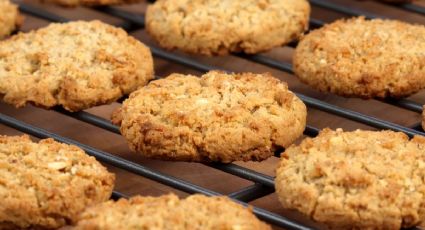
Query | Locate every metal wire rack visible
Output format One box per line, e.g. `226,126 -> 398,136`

1,0 -> 425,229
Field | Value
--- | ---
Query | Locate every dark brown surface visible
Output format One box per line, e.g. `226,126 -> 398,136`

1,0 -> 424,229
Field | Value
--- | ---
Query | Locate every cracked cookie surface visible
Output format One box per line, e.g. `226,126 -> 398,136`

275,128 -> 425,229
74,194 -> 271,230
0,0 -> 21,39
0,20 -> 154,112
0,135 -> 115,229
41,0 -> 142,7
113,71 -> 307,162
294,17 -> 425,98
146,0 -> 310,55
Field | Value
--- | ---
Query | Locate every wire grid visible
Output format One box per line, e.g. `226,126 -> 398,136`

1,1 -> 424,229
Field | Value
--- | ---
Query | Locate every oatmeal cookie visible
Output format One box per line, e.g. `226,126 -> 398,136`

275,128 -> 425,229
146,0 -> 310,55
294,17 -> 425,98
113,71 -> 307,162
0,20 -> 154,111
0,135 -> 115,229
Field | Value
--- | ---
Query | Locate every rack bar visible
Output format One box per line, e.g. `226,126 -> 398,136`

150,47 -> 223,72
55,108 -> 120,134
236,54 -> 294,73
304,126 -> 320,137
95,6 -> 146,27
309,0 -> 380,19
18,4 -> 68,22
383,99 -> 423,113
297,94 -> 424,137
389,3 -> 425,16
206,163 -> 275,188
228,183 -> 275,203
111,191 -> 128,200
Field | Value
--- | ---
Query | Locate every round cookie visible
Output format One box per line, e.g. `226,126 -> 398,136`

293,17 -> 425,99
74,194 -> 271,230
0,0 -> 21,39
0,135 -> 115,229
275,128 -> 425,229
146,0 -> 310,56
0,20 -> 154,112
112,71 -> 307,163
41,0 -> 142,7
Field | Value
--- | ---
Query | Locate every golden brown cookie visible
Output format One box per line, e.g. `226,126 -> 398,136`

0,0 -> 21,39
0,20 -> 154,112
146,0 -> 310,56
0,135 -> 115,229
41,0 -> 142,7
73,194 -> 271,230
294,17 -> 425,99
112,71 -> 307,163
275,128 -> 425,230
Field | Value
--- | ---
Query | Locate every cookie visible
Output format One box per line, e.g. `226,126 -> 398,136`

73,194 -> 271,230
0,20 -> 154,112
0,135 -> 115,229
0,0 -> 21,39
146,0 -> 310,56
112,71 -> 307,163
41,0 -> 142,7
275,128 -> 425,229
293,17 -> 425,99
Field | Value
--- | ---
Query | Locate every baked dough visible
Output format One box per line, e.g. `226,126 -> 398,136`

294,17 -> 425,98
0,20 -> 154,111
146,0 -> 310,55
113,71 -> 307,162
276,128 -> 425,229
0,135 -> 115,229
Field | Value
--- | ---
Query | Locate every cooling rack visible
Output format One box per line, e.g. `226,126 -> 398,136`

1,0 -> 425,229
